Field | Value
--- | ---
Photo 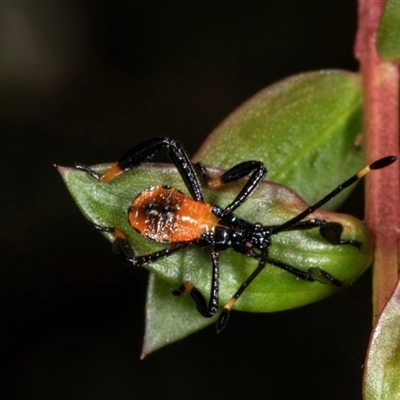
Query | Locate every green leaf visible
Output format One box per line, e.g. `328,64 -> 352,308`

59,70 -> 370,355
364,279 -> 400,400
143,71 -> 367,355
195,70 -> 364,210
141,273 -> 217,358
59,162 -> 372,356
377,0 -> 400,61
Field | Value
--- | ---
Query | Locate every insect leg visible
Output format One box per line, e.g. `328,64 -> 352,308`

216,248 -> 343,333
233,244 -> 343,286
272,219 -> 361,248
89,222 -> 188,266
216,250 -> 268,333
172,249 -> 220,318
267,257 -> 342,286
75,137 -> 204,201
197,160 -> 266,214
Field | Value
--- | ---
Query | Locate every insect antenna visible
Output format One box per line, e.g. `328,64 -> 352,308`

271,156 -> 397,235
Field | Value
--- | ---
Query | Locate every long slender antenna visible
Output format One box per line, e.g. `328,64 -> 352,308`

271,156 -> 397,235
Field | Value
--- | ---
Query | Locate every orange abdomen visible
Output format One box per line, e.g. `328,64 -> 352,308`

128,186 -> 219,243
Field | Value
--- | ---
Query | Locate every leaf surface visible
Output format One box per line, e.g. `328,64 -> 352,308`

58,162 -> 372,356
59,70 -> 370,356
377,0 -> 400,61
195,70 -> 364,209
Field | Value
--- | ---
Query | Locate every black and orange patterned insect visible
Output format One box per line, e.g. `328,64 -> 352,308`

74,137 -> 396,332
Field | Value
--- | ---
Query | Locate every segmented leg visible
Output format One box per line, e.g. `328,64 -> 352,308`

89,222 -> 188,266
75,137 -> 204,201
90,221 -> 221,317
216,241 -> 343,333
216,250 -> 269,333
271,219 -> 361,248
197,160 -> 266,214
172,249 -> 220,318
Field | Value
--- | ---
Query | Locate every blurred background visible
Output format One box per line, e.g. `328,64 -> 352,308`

1,2 -> 370,399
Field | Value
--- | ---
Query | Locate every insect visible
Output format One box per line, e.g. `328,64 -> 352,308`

74,137 -> 396,333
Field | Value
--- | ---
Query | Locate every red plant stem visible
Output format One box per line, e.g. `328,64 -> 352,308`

355,1 -> 400,324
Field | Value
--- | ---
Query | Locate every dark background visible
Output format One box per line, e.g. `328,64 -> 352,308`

1,2 -> 371,399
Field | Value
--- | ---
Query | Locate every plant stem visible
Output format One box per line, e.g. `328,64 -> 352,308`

355,0 -> 400,324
